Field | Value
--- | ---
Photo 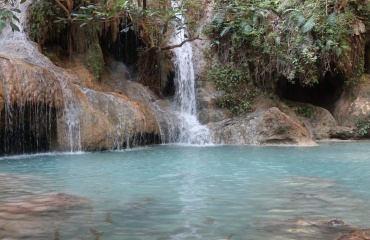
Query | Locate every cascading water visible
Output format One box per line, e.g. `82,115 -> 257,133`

169,1 -> 212,145
0,1 -> 81,153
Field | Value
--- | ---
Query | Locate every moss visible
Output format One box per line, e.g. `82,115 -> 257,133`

87,43 -> 104,81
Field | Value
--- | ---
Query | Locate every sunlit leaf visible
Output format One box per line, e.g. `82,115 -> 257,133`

11,8 -> 21,13
121,27 -> 130,33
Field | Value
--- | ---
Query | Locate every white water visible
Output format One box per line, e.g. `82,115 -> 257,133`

0,1 -> 81,152
169,1 -> 211,145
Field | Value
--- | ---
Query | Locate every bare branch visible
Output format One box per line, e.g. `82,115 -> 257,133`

55,0 -> 72,20
159,36 -> 205,51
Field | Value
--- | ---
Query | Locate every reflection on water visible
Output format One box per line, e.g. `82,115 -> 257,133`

0,142 -> 370,239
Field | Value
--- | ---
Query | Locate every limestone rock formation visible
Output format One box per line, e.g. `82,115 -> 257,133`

0,56 -> 160,153
328,126 -> 355,140
333,75 -> 370,128
210,106 -> 316,145
255,107 -> 314,145
0,1 -> 161,153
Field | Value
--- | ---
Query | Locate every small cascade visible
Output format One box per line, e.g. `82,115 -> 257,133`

0,1 -> 81,153
169,1 -> 211,145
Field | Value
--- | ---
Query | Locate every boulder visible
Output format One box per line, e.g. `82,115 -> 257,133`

210,107 -> 316,145
327,126 -> 355,140
255,107 -> 314,145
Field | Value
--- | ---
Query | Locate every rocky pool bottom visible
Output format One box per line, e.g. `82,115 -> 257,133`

0,142 -> 370,240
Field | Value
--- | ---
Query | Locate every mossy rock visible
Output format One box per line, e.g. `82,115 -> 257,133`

87,43 -> 104,82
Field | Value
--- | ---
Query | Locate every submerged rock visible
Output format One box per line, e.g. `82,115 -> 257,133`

333,229 -> 370,240
0,192 -> 91,239
0,193 -> 90,214
254,217 -> 356,239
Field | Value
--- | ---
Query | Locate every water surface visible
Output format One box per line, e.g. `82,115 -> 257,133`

1,142 -> 370,239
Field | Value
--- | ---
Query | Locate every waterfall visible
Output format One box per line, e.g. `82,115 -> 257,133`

169,1 -> 212,145
0,1 -> 81,153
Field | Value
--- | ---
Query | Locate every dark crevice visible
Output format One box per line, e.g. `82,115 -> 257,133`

276,72 -> 345,111
365,41 -> 370,74
163,71 -> 176,97
121,133 -> 161,149
0,103 -> 57,156
100,19 -> 144,68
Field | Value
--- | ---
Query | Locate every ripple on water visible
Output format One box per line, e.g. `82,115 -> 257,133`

0,143 -> 369,239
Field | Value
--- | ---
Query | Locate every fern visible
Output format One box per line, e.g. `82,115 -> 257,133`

220,26 -> 231,37
327,13 -> 337,26
293,12 -> 306,27
302,16 -> 315,33
212,12 -> 225,28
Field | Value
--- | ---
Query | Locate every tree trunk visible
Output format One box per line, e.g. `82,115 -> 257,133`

143,0 -> 147,9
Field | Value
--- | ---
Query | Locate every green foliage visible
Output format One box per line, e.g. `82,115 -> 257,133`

87,43 -> 104,82
29,0 -> 63,44
292,106 -> 313,118
0,0 -> 24,32
209,0 -> 368,88
208,64 -> 258,115
357,114 -> 370,136
0,8 -> 20,32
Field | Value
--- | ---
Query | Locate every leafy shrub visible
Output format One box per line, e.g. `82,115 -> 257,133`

208,64 -> 259,115
209,0 -> 368,88
357,114 -> 370,136
29,0 -> 64,44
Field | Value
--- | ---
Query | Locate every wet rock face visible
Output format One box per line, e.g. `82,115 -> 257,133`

0,59 -> 62,154
0,57 -> 161,153
0,0 -> 161,153
60,86 -> 160,151
0,59 -> 64,108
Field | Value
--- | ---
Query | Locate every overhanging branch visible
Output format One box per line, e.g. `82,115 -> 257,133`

55,0 -> 72,20
160,36 -> 205,50
146,36 -> 205,51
